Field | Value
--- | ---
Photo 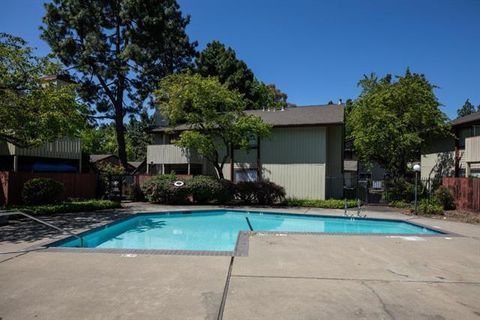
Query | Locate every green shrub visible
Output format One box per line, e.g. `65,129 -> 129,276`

255,181 -> 286,205
22,178 -> 64,205
128,184 -> 145,202
186,175 -> 234,204
235,181 -> 286,205
286,198 -> 358,209
435,186 -> 456,210
14,199 -> 121,215
141,174 -> 189,204
416,198 -> 444,215
383,178 -> 416,202
389,200 -> 412,209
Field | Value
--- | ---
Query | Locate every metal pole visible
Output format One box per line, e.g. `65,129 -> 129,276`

414,171 -> 418,214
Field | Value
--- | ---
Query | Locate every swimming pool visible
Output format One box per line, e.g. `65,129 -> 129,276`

48,210 -> 444,253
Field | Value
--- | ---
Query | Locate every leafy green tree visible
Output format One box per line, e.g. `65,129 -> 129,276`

456,99 -> 477,118
41,0 -> 197,168
196,41 -> 286,109
0,33 -> 83,147
156,73 -> 271,179
80,123 -> 133,159
348,69 -> 450,176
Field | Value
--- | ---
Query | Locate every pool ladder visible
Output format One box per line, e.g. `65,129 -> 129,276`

0,210 -> 84,248
344,199 -> 366,219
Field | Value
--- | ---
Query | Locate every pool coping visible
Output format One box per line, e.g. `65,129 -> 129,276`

31,208 -> 460,257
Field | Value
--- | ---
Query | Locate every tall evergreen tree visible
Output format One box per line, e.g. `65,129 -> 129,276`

41,0 -> 197,168
196,41 -> 287,109
457,99 -> 477,118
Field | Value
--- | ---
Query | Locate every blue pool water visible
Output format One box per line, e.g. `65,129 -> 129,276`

53,210 -> 442,251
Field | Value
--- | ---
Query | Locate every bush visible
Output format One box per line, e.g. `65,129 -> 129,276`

22,178 -> 64,205
416,198 -> 444,215
186,176 -> 234,204
435,186 -> 455,210
255,181 -> 286,205
141,174 -> 189,204
286,198 -> 358,209
13,199 -> 121,215
128,184 -> 145,202
235,181 -> 286,205
383,178 -> 416,202
389,200 -> 412,209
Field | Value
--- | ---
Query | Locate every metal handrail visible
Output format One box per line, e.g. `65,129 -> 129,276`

0,211 -> 84,247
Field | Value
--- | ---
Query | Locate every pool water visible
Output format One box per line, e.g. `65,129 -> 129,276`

52,210 -> 443,252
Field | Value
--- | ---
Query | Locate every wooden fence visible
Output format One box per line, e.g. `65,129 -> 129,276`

0,171 -> 97,206
442,177 -> 480,212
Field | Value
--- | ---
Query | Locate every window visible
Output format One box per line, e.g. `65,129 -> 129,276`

235,169 -> 258,182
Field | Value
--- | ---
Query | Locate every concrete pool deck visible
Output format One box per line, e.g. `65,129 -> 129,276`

1,203 -> 479,319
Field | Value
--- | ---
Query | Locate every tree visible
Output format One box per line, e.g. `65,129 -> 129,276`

457,99 -> 477,118
348,69 -> 450,176
125,111 -> 154,161
41,0 -> 197,168
0,33 -> 83,147
156,73 -> 271,179
196,41 -> 287,109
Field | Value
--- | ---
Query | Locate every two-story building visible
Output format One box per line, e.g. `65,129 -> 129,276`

421,111 -> 480,179
147,104 -> 345,200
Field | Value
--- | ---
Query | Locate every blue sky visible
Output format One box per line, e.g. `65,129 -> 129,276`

1,0 -> 479,119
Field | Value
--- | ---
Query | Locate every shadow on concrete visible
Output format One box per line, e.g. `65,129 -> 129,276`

0,207 -> 134,245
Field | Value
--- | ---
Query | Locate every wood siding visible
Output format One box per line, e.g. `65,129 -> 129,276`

224,127 -> 333,199
0,138 -> 81,159
465,136 -> 480,162
147,145 -> 202,164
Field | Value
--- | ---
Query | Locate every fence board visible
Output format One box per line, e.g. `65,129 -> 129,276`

0,171 -> 97,205
443,177 -> 480,212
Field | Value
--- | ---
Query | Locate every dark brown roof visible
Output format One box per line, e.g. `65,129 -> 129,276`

450,111 -> 480,127
151,104 -> 344,132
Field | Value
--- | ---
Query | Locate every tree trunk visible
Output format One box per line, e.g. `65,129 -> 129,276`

214,163 -> 224,180
114,102 -> 128,169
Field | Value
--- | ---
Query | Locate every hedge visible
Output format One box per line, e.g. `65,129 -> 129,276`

11,199 -> 121,215
285,198 -> 358,209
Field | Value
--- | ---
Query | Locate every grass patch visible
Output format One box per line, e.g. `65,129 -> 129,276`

9,199 -> 121,215
285,198 -> 358,209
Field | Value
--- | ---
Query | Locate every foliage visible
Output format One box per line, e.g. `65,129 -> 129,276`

456,99 -> 478,118
434,186 -> 456,210
13,199 -> 121,215
185,175 -> 234,204
416,198 -> 444,215
196,41 -> 287,110
41,0 -> 196,167
141,174 -> 188,204
21,178 -> 64,205
285,198 -> 358,209
96,162 -> 126,176
156,73 -> 271,178
383,178 -> 417,202
125,111 -> 154,161
128,184 -> 145,202
389,200 -> 412,209
235,181 -> 286,205
80,124 -> 131,159
347,69 -> 450,176
0,33 -> 84,147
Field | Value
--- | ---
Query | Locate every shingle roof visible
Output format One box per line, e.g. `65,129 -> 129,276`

89,154 -> 116,163
450,111 -> 480,127
151,104 -> 344,132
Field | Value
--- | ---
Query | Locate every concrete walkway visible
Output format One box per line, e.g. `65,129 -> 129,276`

1,203 -> 479,319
